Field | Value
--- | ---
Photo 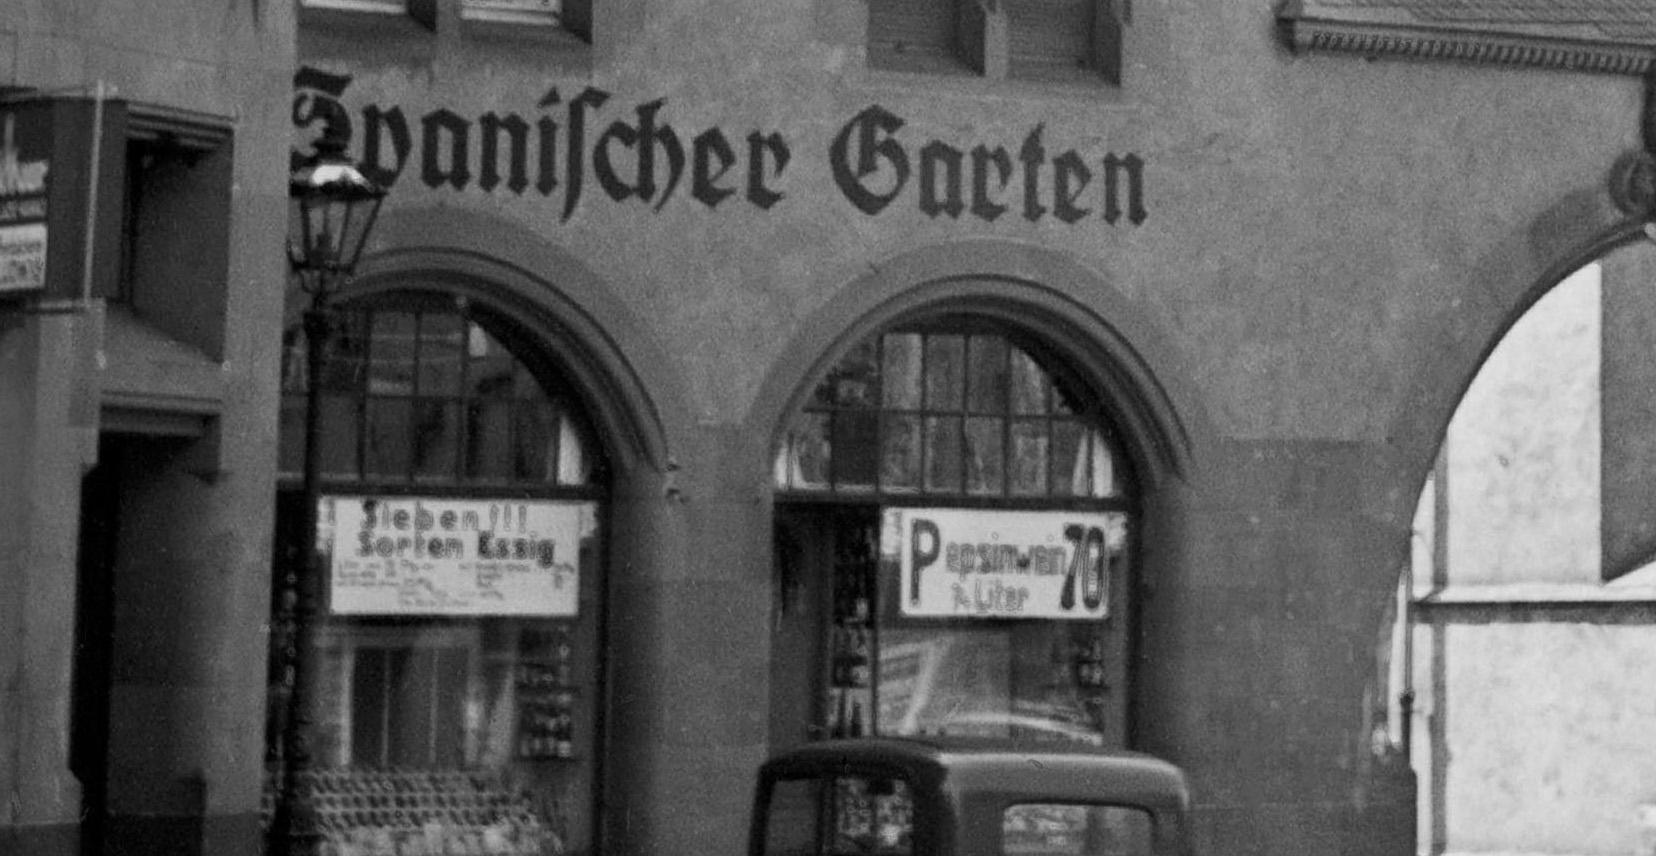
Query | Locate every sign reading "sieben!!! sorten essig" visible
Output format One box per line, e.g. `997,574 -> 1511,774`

322,495 -> 597,617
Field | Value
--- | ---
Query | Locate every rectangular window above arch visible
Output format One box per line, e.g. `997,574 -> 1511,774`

868,0 -> 1125,85
298,0 -> 594,46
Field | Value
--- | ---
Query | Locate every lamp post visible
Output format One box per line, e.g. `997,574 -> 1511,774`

269,133 -> 387,856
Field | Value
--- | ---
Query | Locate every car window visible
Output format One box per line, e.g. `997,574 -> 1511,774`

762,775 -> 914,856
1002,803 -> 1152,856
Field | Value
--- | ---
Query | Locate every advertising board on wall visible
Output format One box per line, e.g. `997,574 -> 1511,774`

883,507 -> 1127,620
0,107 -> 49,296
321,495 -> 597,616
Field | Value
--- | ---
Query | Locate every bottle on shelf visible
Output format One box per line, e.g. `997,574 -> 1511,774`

847,627 -> 871,688
552,626 -> 573,686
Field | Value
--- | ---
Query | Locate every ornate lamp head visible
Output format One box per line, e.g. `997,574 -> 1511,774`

288,133 -> 387,298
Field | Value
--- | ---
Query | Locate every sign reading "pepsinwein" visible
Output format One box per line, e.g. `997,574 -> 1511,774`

293,66 -> 1147,227
882,507 -> 1128,620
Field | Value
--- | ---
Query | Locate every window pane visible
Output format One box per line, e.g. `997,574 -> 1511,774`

779,412 -> 831,489
923,416 -> 961,492
369,311 -> 418,395
833,410 -> 880,490
465,399 -> 515,481
877,625 -> 1105,744
1089,428 -> 1117,498
310,613 -> 601,856
966,335 -> 1009,414
1051,421 -> 1086,497
1002,804 -> 1153,856
1010,348 -> 1048,414
365,398 -> 413,478
349,647 -> 398,767
964,417 -> 1003,495
280,330 -> 306,394
279,393 -> 306,475
320,315 -> 370,394
318,393 -> 361,478
513,397 -> 554,481
412,400 -> 459,480
1010,419 -> 1048,496
881,333 -> 923,409
882,414 -> 922,492
469,327 -> 520,400
831,338 -> 880,408
417,311 -> 465,397
765,779 -> 826,856
924,334 -> 964,410
557,413 -> 593,486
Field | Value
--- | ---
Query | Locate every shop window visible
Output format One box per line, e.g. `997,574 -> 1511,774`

867,0 -> 1124,84
772,326 -> 1136,750
270,295 -> 606,855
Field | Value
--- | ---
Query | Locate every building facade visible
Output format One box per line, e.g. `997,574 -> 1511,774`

3,1 -> 1655,855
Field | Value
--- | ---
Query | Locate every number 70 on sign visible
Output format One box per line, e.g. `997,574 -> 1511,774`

883,508 -> 1126,620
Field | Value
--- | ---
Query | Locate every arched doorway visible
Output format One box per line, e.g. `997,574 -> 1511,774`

266,287 -> 610,854
1398,236 -> 1656,856
767,314 -> 1144,751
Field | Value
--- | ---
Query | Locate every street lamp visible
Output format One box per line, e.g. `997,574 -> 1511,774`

269,133 -> 387,856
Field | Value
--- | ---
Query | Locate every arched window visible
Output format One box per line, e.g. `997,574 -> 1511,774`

277,293 -> 600,490
770,322 -> 1138,752
774,325 -> 1127,500
269,292 -> 607,855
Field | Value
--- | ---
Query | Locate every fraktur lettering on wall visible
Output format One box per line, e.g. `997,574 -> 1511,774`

294,66 -> 1148,226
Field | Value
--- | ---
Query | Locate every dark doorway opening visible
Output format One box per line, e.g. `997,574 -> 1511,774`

72,436 -> 123,856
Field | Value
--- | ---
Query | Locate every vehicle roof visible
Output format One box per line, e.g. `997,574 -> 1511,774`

759,737 -> 1190,813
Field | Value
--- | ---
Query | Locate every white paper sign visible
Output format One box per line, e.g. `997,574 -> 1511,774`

0,223 -> 46,295
883,507 -> 1126,620
323,495 -> 596,616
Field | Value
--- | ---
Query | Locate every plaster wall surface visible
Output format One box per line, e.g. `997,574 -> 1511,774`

0,1 -> 296,854
1423,616 -> 1656,856
1444,265 -> 1600,587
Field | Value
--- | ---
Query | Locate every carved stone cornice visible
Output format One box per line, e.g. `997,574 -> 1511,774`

1279,1 -> 1656,76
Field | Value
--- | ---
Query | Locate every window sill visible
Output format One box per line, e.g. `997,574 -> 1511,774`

457,14 -> 591,65
857,62 -> 1132,105
298,3 -> 439,61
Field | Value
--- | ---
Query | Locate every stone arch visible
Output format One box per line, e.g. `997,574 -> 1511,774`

303,205 -> 695,478
741,237 -> 1211,494
1386,186 -> 1650,514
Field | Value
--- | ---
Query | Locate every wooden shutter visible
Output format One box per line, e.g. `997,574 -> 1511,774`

869,0 -> 960,68
1005,0 -> 1122,83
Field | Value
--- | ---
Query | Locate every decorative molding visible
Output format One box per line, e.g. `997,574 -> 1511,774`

1281,16 -> 1656,76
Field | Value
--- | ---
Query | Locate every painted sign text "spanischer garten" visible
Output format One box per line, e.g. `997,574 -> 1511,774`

294,67 -> 1148,226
